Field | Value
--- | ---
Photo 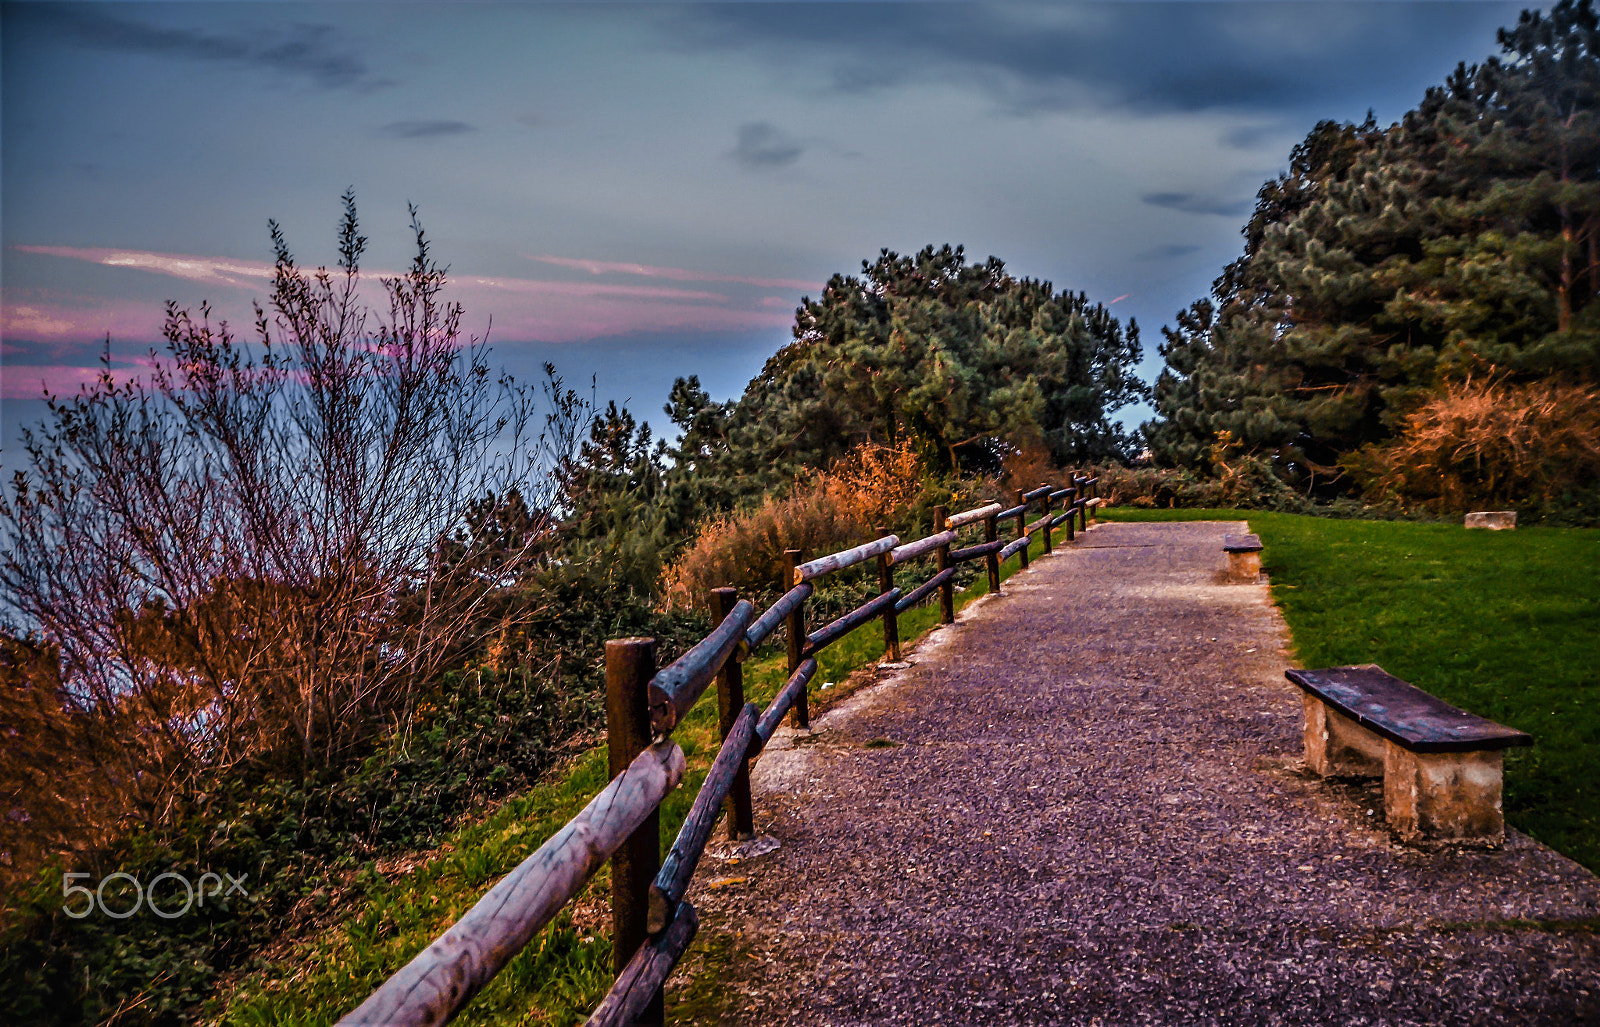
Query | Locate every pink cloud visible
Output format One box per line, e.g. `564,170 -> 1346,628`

527,254 -> 816,292
457,288 -> 793,344
2,295 -> 171,344
2,358 -> 156,401
458,275 -> 730,304
6,245 -> 801,353
15,245 -> 274,287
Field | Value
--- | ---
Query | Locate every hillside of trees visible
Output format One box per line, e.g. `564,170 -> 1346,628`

1147,0 -> 1600,521
3,3 -> 1597,1024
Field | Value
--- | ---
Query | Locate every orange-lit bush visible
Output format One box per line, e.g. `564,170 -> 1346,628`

660,440 -> 934,610
1349,376 -> 1600,515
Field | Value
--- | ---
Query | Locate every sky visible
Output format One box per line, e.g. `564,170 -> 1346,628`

1,0 -> 1528,460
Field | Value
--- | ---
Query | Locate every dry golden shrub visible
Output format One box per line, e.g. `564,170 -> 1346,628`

1349,376 -> 1600,512
806,438 -> 927,527
661,440 -> 928,610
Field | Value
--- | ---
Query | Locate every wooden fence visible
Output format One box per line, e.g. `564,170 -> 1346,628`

337,476 -> 1100,1027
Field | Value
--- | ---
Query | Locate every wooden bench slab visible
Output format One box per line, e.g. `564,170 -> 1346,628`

1285,665 -> 1532,753
1223,533 -> 1262,553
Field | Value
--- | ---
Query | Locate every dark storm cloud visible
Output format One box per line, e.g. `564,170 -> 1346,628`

380,120 -> 478,139
733,122 -> 805,169
1142,192 -> 1252,218
23,4 -> 389,91
667,2 -> 1520,118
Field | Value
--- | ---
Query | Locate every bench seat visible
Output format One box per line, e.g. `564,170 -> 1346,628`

1286,664 -> 1532,845
1222,533 -> 1262,582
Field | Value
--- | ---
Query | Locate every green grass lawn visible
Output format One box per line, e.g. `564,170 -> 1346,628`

214,537 -> 1043,1026
1103,507 -> 1600,873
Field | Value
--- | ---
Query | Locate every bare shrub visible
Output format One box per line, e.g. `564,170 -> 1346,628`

0,194 -> 561,823
1348,376 -> 1600,514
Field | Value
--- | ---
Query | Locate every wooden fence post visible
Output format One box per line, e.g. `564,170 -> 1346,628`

1065,482 -> 1077,543
710,588 -> 754,841
784,549 -> 809,729
605,636 -> 663,1026
1012,488 -> 1029,569
1079,474 -> 1089,532
934,505 -> 955,624
875,525 -> 900,662
984,512 -> 1001,594
1038,483 -> 1053,555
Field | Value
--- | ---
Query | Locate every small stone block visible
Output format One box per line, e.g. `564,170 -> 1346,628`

1303,695 -> 1385,778
1384,743 -> 1505,845
1464,511 -> 1517,530
1225,550 -> 1261,584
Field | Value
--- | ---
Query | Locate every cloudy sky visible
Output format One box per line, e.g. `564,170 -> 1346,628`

2,0 -> 1526,456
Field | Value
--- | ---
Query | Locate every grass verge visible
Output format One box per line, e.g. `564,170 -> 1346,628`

214,536 -> 1047,1026
1102,506 -> 1600,873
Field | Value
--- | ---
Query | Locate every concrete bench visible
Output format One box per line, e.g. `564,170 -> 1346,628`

1222,533 -> 1262,583
1285,664 -> 1532,845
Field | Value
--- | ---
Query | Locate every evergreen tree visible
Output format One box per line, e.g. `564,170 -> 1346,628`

716,245 -> 1146,491
1150,0 -> 1600,487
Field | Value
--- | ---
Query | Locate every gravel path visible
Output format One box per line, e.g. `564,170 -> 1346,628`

677,521 -> 1600,1026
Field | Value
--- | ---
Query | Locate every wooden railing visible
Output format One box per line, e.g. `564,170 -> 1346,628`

337,475 -> 1100,1027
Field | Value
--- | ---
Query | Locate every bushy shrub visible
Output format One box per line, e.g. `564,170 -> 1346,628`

1096,434 -> 1312,513
660,441 -> 938,611
1346,376 -> 1600,524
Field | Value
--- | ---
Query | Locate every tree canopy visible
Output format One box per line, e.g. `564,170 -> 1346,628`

709,245 -> 1146,492
1149,0 -> 1600,486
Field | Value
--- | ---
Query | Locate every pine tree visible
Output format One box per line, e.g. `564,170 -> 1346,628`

720,245 -> 1146,490
1150,0 -> 1600,488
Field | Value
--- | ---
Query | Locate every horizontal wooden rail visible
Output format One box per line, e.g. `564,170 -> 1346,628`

999,535 -> 1031,563
949,537 -> 1006,563
585,901 -> 699,1027
803,588 -> 902,657
894,567 -> 957,613
1025,514 -> 1053,536
995,502 -> 1027,520
1022,484 -> 1052,500
337,740 -> 686,1027
757,658 -> 819,742
945,502 -> 1003,528
1050,511 -> 1075,528
649,703 -> 760,932
1049,488 -> 1074,501
794,536 -> 899,583
649,601 -> 756,734
745,582 -> 813,649
889,530 -> 957,566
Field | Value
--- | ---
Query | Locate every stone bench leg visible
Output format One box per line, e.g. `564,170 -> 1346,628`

1384,744 -> 1505,845
1303,695 -> 1385,778
1226,550 -> 1261,584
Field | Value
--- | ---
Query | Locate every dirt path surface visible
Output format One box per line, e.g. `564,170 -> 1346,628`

675,521 -> 1600,1026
